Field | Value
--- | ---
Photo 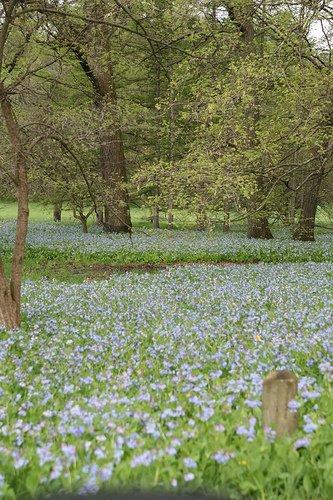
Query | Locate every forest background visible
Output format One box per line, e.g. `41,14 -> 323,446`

1,0 -> 333,328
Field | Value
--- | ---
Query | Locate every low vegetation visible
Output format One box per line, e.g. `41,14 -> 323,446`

0,221 -> 332,499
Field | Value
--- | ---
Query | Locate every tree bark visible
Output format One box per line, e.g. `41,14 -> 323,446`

0,81 -> 29,329
293,173 -> 322,241
168,55 -> 175,231
154,63 -> 161,230
247,176 -> 273,239
53,201 -> 62,222
229,3 -> 273,240
154,184 -> 160,229
62,1 -> 132,234
95,207 -> 104,225
223,197 -> 230,233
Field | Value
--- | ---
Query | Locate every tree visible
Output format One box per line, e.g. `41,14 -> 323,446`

0,0 -> 34,328
43,0 -> 132,233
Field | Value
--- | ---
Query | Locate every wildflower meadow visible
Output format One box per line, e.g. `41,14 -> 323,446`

0,221 -> 333,499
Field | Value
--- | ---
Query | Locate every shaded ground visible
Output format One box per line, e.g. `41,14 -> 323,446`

36,260 -> 258,280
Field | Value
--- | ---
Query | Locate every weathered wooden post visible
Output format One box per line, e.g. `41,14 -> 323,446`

262,370 -> 298,438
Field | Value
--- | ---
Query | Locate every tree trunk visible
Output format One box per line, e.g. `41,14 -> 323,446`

96,207 -> 104,225
196,186 -> 208,231
0,81 -> 29,329
53,201 -> 62,222
293,173 -> 322,241
223,197 -> 230,233
154,63 -> 161,230
247,174 -> 273,239
100,126 -> 131,233
228,4 -> 273,240
0,263 -> 19,330
167,197 -> 174,230
168,55 -> 175,231
73,1 -> 132,234
153,184 -> 160,229
247,212 -> 273,239
82,218 -> 88,234
290,169 -> 297,233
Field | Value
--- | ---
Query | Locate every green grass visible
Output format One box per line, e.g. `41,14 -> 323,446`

2,200 -> 332,230
0,202 -> 200,229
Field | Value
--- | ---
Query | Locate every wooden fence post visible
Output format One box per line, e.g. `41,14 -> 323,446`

262,370 -> 298,438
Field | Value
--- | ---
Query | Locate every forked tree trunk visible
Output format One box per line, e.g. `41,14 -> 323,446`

293,173 -> 322,241
0,81 -> 29,329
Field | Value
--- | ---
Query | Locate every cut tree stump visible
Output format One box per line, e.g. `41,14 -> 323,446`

262,370 -> 298,438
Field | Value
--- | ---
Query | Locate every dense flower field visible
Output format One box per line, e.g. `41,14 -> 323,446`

0,220 -> 332,263
0,256 -> 333,499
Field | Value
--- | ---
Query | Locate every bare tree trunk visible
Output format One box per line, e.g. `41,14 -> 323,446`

0,81 -> 29,329
100,125 -> 131,233
293,173 -> 322,241
53,201 -> 62,222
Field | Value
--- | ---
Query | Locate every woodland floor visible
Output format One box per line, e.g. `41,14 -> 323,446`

35,259 -> 258,280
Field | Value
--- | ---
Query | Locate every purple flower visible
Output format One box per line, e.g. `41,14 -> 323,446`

184,472 -> 195,482
130,450 -> 158,468
303,423 -> 317,433
99,464 -> 113,482
165,447 -> 177,456
294,436 -> 312,449
211,449 -> 235,464
287,400 -> 301,412
264,426 -> 276,443
183,457 -> 197,469
236,417 -> 256,442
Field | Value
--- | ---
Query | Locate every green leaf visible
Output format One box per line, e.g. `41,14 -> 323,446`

240,481 -> 259,494
303,474 -> 312,494
26,474 -> 38,495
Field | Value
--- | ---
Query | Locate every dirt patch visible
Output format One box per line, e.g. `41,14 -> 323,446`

34,259 -> 259,280
71,260 -> 258,277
